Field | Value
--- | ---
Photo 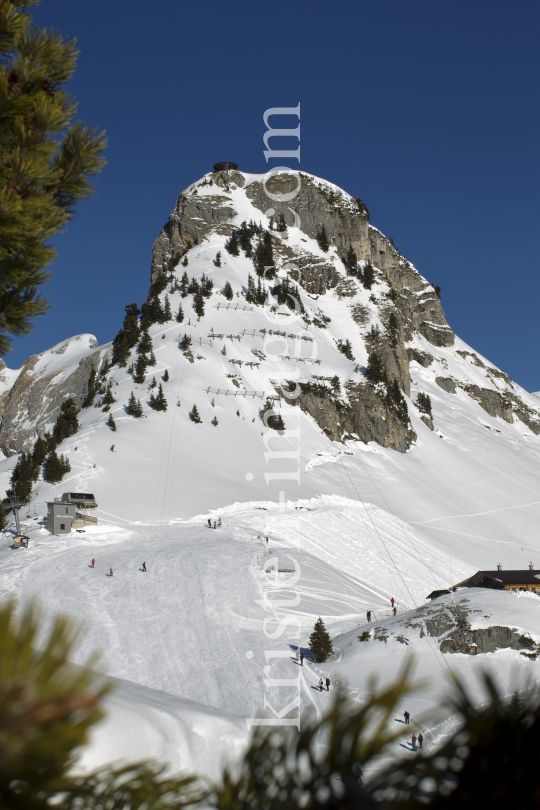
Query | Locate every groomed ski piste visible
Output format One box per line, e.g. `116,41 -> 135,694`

1,170 -> 540,781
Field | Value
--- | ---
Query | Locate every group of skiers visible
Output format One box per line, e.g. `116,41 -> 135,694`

365,598 -> 398,623
207,518 -> 222,529
318,677 -> 330,692
403,712 -> 423,750
90,558 -> 146,575
410,732 -> 423,751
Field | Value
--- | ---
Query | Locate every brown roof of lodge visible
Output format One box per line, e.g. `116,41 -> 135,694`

457,570 -> 540,587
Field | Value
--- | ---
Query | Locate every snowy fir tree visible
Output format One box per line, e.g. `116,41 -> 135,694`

112,303 -> 141,367
345,244 -> 358,275
149,384 -> 167,412
163,369 -> 169,382
337,339 -> 355,362
182,255 -> 188,266
193,292 -> 205,319
126,392 -> 143,418
318,224 -> 329,252
163,294 -> 172,321
138,328 -> 152,354
215,251 -> 222,267
32,436 -> 48,466
363,260 -> 375,289
149,376 -> 157,389
211,416 -> 218,427
225,230 -> 240,256
106,413 -> 117,431
223,281 -> 234,300
5,452 -> 37,504
102,382 -> 116,406
43,450 -> 69,484
134,354 -> 147,384
82,366 -> 100,408
176,304 -> 184,323
147,349 -> 157,367
190,404 -> 202,423
417,392 -> 432,416
309,617 -> 333,662
179,271 -> 189,297
52,399 -> 79,444
366,352 -> 386,384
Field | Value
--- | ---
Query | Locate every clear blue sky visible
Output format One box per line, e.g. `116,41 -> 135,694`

9,0 -> 540,392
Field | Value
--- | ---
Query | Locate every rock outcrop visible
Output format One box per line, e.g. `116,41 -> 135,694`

0,336 -> 107,456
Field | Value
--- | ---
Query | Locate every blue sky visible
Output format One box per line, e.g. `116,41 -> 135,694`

8,0 -> 540,392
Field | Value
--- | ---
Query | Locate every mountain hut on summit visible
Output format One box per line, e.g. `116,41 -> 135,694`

43,492 -> 98,535
427,563 -> 540,599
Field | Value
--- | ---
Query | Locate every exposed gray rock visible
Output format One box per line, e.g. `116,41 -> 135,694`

284,381 -> 416,453
420,414 -> 434,431
440,624 -> 528,655
462,384 -> 513,423
435,376 -> 457,394
408,348 -> 434,368
0,346 -> 108,457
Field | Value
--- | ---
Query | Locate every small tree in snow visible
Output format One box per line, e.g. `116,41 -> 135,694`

223,281 -> 234,300
215,251 -> 222,267
211,416 -> 218,427
363,261 -> 375,290
417,392 -> 432,417
190,404 -> 202,423
163,369 -> 169,382
318,224 -> 329,253
106,413 -> 117,431
309,617 -> 333,662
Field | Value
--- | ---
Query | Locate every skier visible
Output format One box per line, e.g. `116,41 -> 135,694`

91,558 -> 95,568
326,677 -> 330,692
367,610 -> 372,622
411,734 -> 417,751
265,537 -> 268,546
352,763 -> 363,785
142,562 -> 147,572
404,710 -> 410,725
319,678 -> 323,692
214,521 -> 217,529
300,652 -> 304,666
218,517 -> 222,526
207,519 -> 211,528
110,568 -> 113,577
418,732 -> 423,750
390,597 -> 395,607
393,606 -> 397,616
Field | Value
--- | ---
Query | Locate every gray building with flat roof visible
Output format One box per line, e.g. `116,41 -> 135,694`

44,501 -> 77,535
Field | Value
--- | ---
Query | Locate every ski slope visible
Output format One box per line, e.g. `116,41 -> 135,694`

2,502 -> 540,781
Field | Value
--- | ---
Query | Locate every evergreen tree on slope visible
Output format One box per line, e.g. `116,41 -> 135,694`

309,617 -> 333,662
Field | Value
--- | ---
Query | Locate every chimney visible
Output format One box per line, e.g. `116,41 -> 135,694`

497,563 -> 502,571
529,562 -> 534,570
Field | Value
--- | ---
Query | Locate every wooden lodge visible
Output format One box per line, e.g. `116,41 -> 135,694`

427,564 -> 540,599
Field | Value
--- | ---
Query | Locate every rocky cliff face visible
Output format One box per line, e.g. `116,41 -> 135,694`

0,335 -> 106,456
1,168 -> 539,464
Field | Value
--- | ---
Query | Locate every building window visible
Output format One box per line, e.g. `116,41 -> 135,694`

60,524 -> 65,530
66,507 -> 69,513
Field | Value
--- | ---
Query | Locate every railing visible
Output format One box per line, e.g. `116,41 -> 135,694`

205,387 -> 266,399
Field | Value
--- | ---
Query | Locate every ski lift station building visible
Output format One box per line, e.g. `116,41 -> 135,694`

44,492 -> 98,535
